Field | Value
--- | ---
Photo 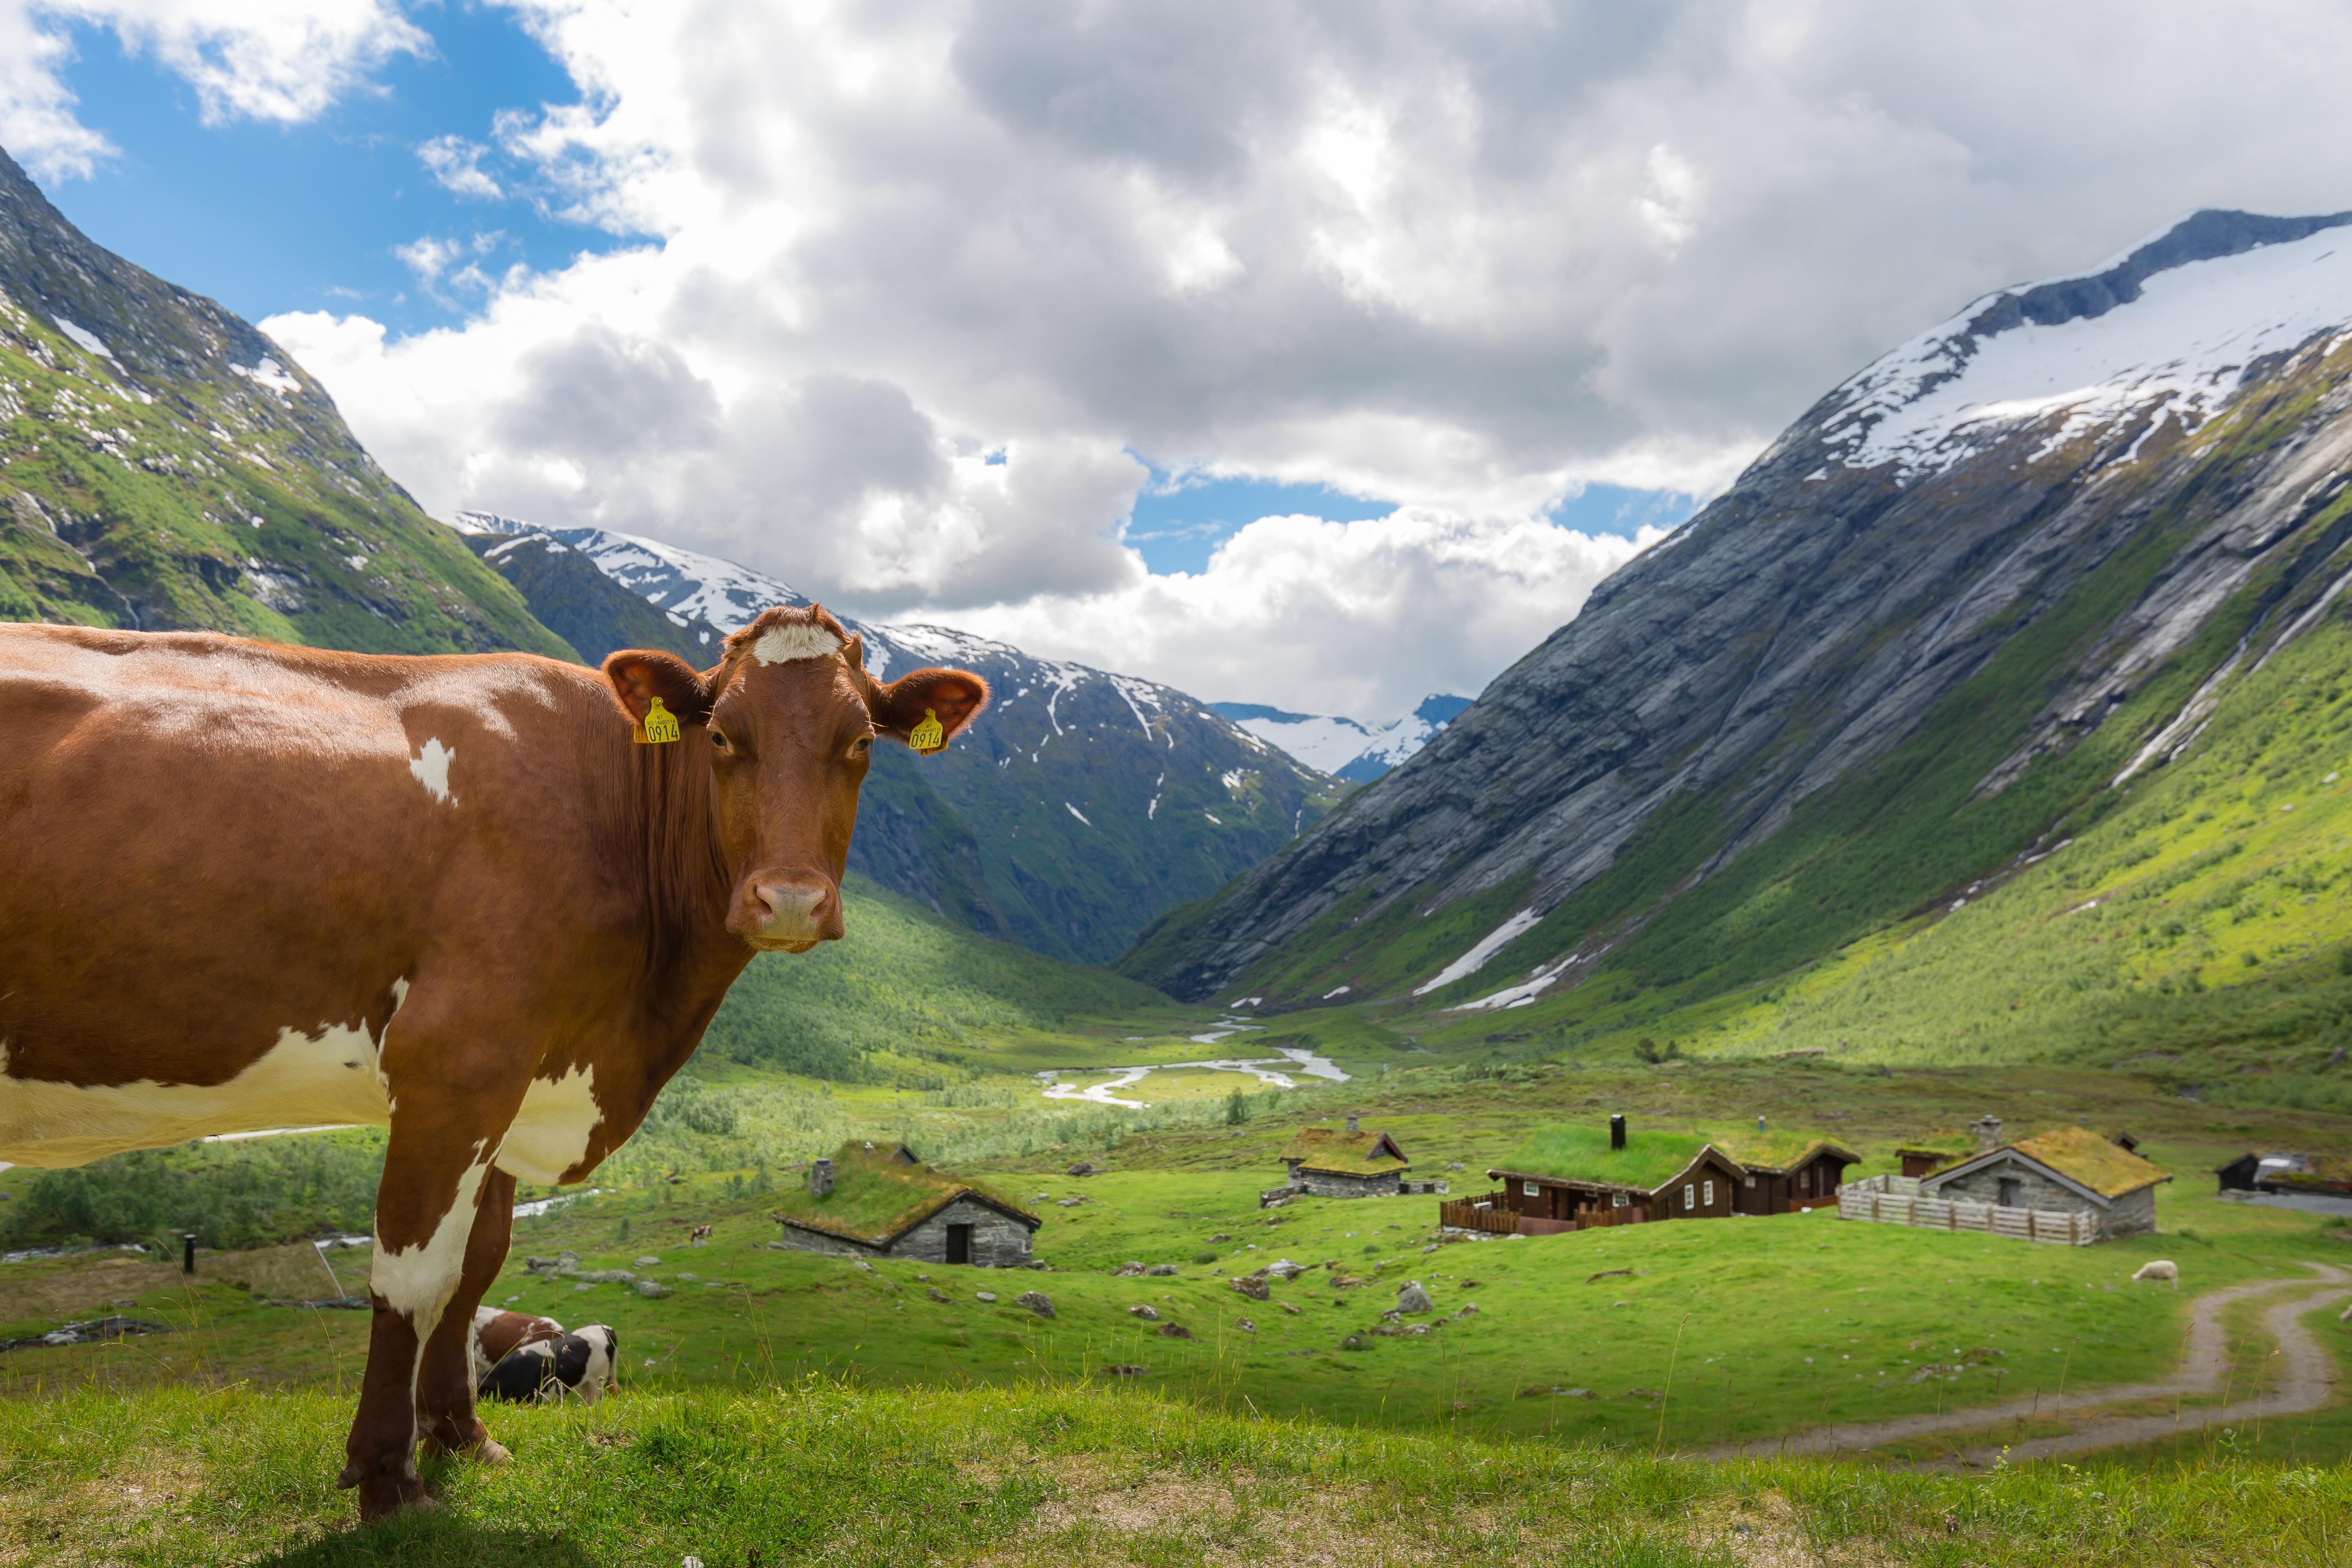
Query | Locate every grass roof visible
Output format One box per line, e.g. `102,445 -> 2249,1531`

1279,1127 -> 1410,1176
2008,1125 -> 2171,1198
1493,1125 -> 1715,1192
1717,1132 -> 1858,1172
768,1145 -> 1034,1245
2260,1152 -> 2352,1192
1894,1127 -> 1981,1155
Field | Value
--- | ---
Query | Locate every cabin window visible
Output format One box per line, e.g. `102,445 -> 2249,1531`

1611,1192 -> 1627,1208
1800,1168 -> 1811,1194
1523,1181 -> 1539,1198
1703,1179 -> 1715,1207
1744,1174 -> 1756,1188
1998,1177 -> 2022,1209
1683,1183 -> 1695,1211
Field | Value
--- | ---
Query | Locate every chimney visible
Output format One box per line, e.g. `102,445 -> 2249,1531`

1970,1115 -> 2002,1153
1345,1112 -> 1360,1134
1609,1114 -> 1626,1151
810,1158 -> 834,1197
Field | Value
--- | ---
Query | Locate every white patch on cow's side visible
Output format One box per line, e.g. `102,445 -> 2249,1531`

494,1065 -> 604,1186
409,738 -> 456,804
373,1149 -> 492,1438
0,982 -> 409,1169
751,624 -> 842,665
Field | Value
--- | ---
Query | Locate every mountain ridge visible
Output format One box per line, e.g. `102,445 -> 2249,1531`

458,511 -> 1345,965
1120,208 -> 2352,1017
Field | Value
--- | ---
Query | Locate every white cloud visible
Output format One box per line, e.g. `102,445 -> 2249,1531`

418,133 -> 501,200
953,510 -> 1662,720
33,0 -> 2351,712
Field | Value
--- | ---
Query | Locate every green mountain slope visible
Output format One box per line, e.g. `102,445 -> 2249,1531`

699,872 -> 1183,1080
1120,211 -> 2352,1085
0,146 -> 568,656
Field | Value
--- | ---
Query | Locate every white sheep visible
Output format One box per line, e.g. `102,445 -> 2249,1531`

2132,1259 -> 2179,1288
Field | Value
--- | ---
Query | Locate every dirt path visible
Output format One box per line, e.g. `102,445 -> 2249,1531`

1702,1261 -> 2349,1464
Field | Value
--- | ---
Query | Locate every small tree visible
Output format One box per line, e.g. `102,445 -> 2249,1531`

1225,1087 -> 1250,1126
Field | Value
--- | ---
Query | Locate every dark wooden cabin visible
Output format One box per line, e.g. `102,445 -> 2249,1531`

1719,1133 -> 1860,1214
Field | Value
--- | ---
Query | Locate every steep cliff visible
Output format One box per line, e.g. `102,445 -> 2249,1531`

1124,210 -> 2352,1016
0,146 -> 568,657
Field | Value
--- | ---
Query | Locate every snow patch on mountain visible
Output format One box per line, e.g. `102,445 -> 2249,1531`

1823,209 -> 2352,481
1213,694 -> 1471,781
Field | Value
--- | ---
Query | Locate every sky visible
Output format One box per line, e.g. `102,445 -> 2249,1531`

6,2 -> 2352,720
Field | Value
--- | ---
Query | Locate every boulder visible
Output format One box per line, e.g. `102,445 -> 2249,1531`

1127,1304 -> 1160,1321
1016,1291 -> 1056,1319
634,1281 -> 673,1299
1231,1275 -> 1270,1301
1395,1281 -> 1433,1314
1145,1264 -> 1180,1277
1156,1323 -> 1195,1340
1110,1261 -> 1146,1277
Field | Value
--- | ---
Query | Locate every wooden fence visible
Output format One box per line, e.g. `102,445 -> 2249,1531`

1837,1180 -> 2096,1246
1438,1198 -> 1644,1236
1437,1198 -> 1520,1234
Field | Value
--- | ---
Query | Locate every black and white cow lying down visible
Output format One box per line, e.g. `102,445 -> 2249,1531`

469,1307 -> 619,1405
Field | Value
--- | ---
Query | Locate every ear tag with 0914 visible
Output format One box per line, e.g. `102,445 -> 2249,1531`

909,707 -> 946,755
636,695 -> 681,744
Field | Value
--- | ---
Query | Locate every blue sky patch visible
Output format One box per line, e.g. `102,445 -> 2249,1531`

29,5 -> 615,336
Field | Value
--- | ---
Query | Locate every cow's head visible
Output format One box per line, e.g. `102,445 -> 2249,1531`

603,606 -> 987,951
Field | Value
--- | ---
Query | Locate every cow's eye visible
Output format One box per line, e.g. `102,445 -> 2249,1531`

850,736 -> 872,757
710,729 -> 732,753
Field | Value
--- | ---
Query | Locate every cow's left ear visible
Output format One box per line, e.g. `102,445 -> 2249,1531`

867,667 -> 989,754
603,649 -> 712,729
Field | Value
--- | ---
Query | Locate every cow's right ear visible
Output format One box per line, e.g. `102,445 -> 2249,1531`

602,650 -> 710,729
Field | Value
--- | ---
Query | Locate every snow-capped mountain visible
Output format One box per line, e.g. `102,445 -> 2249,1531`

1209,695 -> 1472,782
453,512 -> 1342,965
1124,207 -> 2352,1008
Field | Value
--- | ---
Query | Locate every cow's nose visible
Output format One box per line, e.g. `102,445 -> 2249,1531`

753,879 -> 836,942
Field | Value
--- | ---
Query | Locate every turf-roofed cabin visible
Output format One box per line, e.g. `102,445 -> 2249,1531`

1717,1127 -> 1859,1214
1921,1125 -> 2172,1241
1275,1114 -> 1412,1200
1450,1117 -> 1743,1234
2215,1149 -> 2352,1196
770,1143 -> 1040,1267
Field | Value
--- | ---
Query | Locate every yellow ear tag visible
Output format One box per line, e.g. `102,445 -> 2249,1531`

909,707 -> 947,755
636,695 -> 681,745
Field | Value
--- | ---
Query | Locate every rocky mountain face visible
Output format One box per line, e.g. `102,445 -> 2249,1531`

1124,209 -> 2352,1012
1209,695 -> 1471,782
461,513 -> 1343,965
0,147 -> 566,657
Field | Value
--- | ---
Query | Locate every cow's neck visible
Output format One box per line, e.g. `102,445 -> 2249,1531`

596,728 -> 750,1075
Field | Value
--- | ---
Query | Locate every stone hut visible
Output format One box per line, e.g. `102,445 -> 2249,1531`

1277,1115 -> 1412,1198
770,1142 -> 1041,1267
1922,1125 -> 2171,1240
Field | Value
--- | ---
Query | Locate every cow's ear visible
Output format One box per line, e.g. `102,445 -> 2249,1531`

603,650 -> 711,728
868,667 -> 989,754
841,632 -> 868,673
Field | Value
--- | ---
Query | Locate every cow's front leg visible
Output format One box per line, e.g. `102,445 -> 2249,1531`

339,1101 -> 512,1520
416,1164 -> 516,1462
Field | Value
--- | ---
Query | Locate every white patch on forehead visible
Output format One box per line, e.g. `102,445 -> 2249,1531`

494,1064 -> 604,1186
0,980 -> 408,1169
409,738 -> 456,804
751,624 -> 842,665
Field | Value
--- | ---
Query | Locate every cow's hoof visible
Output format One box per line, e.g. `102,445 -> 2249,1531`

355,1473 -> 430,1522
473,1438 -> 511,1466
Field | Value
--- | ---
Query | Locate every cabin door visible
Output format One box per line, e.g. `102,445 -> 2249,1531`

947,1224 -> 974,1265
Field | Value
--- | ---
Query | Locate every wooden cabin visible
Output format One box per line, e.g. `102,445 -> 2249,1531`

1719,1131 -> 1859,1214
1459,1122 -> 1744,1234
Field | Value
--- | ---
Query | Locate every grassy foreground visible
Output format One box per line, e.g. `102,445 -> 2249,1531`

3,1378 -> 2348,1567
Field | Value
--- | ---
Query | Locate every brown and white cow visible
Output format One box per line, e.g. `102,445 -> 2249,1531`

0,606 -> 983,1519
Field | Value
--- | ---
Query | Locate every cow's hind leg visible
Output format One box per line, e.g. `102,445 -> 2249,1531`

340,1109 -> 508,1520
417,1165 -> 517,1463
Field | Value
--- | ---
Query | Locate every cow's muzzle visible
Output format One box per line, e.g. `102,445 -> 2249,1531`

741,875 -> 842,951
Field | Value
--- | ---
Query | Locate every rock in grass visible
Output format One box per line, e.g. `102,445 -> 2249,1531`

1145,1264 -> 1180,1277
1127,1304 -> 1160,1321
1235,1318 -> 1256,1333
634,1281 -> 673,1299
1156,1323 -> 1195,1340
1111,1261 -> 1146,1277
1231,1275 -> 1269,1301
1395,1281 -> 1433,1314
928,1288 -> 951,1304
1016,1291 -> 1056,1319
975,1291 -> 998,1304
1100,1363 -> 1145,1377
